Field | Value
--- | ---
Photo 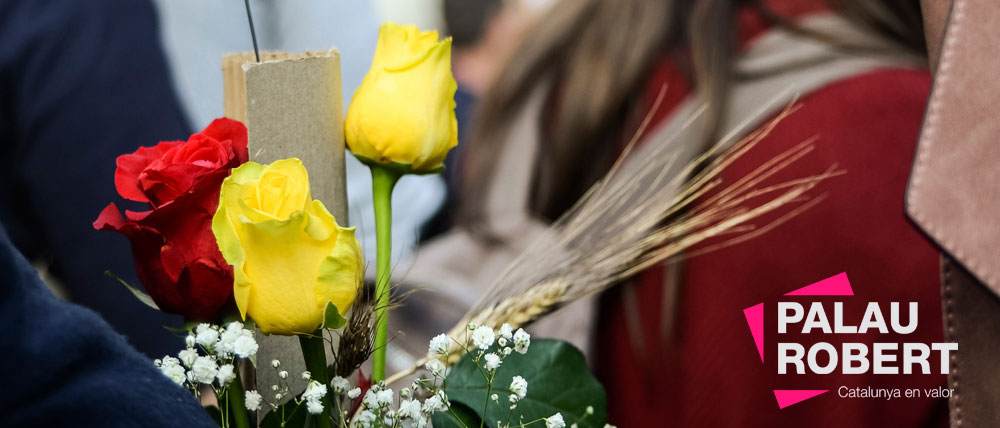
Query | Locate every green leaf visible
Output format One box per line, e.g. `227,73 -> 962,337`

443,339 -> 607,428
322,301 -> 347,330
105,270 -> 159,310
431,401 -> 482,428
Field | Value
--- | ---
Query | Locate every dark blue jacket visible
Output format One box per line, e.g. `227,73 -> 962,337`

0,224 -> 215,427
0,0 -> 191,357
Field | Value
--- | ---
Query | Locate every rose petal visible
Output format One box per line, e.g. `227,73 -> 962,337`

93,203 -> 126,231
140,163 -> 214,206
202,118 -> 249,163
114,141 -> 183,203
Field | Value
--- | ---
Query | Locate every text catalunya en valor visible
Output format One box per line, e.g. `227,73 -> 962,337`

777,302 -> 957,375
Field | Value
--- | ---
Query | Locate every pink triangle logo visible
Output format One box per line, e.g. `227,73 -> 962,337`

744,273 -> 852,409
773,390 -> 830,409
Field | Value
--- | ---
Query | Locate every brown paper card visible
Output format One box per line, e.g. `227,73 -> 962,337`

222,48 -> 348,414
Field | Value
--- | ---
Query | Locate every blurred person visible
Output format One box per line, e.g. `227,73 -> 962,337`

413,0 -> 950,426
422,0 -> 538,238
0,0 -> 192,357
385,0 -> 547,369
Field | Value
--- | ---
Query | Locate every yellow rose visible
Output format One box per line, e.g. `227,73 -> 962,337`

211,158 -> 363,335
345,21 -> 458,173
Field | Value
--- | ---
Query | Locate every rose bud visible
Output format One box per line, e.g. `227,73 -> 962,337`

345,21 -> 458,174
94,118 -> 248,320
211,158 -> 363,335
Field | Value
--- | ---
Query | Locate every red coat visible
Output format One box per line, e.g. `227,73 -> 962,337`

594,7 -> 945,428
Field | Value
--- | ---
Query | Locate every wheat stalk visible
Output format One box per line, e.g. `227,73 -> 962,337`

386,98 -> 841,386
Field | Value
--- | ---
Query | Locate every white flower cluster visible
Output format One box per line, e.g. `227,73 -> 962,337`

465,323 -> 531,378
351,380 -> 447,428
303,381 -> 328,415
154,321 -> 258,394
424,325 -> 589,428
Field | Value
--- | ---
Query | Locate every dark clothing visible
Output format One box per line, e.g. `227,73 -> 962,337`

0,0 -> 192,357
0,224 -> 214,427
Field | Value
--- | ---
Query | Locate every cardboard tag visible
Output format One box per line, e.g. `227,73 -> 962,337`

222,49 -> 348,412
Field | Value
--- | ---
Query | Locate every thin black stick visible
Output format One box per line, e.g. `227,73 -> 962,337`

243,0 -> 261,63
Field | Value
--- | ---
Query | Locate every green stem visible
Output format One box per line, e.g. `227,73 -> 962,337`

370,166 -> 400,382
227,373 -> 250,428
480,379 -> 493,428
300,332 -> 334,428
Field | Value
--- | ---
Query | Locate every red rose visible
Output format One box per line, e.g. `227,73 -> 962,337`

94,118 -> 248,320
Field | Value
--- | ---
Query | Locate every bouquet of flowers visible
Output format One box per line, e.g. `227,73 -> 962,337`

94,16 -> 833,428
95,22 -> 613,428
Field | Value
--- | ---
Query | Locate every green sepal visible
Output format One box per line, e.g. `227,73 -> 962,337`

322,301 -> 347,330
351,153 -> 445,176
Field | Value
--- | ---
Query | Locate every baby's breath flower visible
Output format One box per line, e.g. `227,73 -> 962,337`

356,410 -> 376,428
498,323 -> 513,340
362,390 -> 379,409
483,353 -> 501,371
586,406 -> 594,415
178,348 -> 198,368
471,326 -> 495,350
271,385 -> 279,391
244,390 -> 262,411
509,375 -> 527,401
216,322 -> 243,356
274,393 -> 283,401
330,376 -> 350,394
490,393 -> 499,402
400,387 -> 411,399
194,324 -> 219,348
190,356 -> 218,384
497,337 -> 508,347
429,334 -> 451,356
216,364 -> 236,386
422,391 -> 448,414
306,400 -> 324,415
375,389 -> 394,407
185,335 -> 196,348
303,381 -> 327,402
301,371 -> 312,380
467,323 -> 476,330
347,387 -> 362,400
278,370 -> 289,379
271,359 -> 280,368
603,424 -> 618,428
425,359 -> 446,377
158,356 -> 186,386
545,413 -> 566,428
502,347 -> 513,356
398,399 -> 422,419
233,330 -> 258,358
513,329 -> 531,354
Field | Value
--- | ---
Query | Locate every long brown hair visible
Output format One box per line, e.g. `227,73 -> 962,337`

460,0 -> 925,230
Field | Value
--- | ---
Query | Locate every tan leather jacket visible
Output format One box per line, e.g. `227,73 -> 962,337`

907,1 -> 1000,426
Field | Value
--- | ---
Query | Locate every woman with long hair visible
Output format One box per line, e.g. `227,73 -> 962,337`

416,0 -> 945,425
